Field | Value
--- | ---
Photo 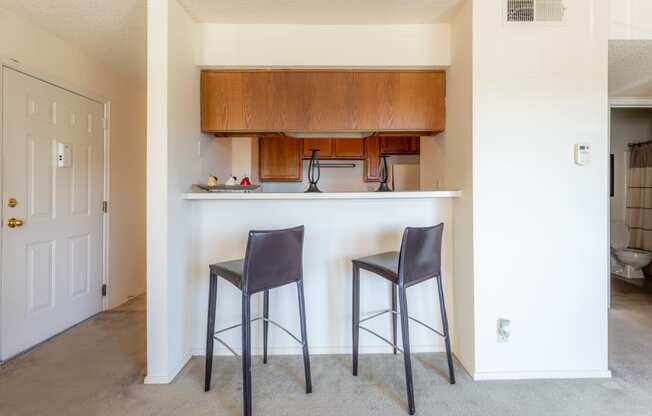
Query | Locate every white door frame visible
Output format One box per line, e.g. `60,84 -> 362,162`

609,97 -> 652,108
0,60 -> 111,359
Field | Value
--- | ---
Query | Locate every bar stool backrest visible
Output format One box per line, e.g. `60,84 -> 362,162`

398,223 -> 443,286
243,225 -> 305,294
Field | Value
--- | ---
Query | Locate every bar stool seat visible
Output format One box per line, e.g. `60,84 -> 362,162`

204,226 -> 312,416
351,224 -> 455,416
352,251 -> 399,282
210,260 -> 245,289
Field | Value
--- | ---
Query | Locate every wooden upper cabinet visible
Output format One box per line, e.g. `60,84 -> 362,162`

201,70 -> 445,134
259,136 -> 303,182
303,139 -> 333,158
379,137 -> 421,155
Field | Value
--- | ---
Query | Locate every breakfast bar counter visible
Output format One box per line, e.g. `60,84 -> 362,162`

184,190 -> 460,357
183,190 -> 461,200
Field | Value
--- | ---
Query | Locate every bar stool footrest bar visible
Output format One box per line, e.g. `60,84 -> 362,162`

213,336 -> 242,360
212,316 -> 304,361
358,324 -> 404,354
359,310 -> 446,338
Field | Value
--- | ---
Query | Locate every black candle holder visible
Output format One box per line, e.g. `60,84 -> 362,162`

305,148 -> 322,193
376,154 -> 392,192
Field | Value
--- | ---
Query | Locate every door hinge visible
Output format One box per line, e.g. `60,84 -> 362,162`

102,284 -> 107,297
102,201 -> 108,213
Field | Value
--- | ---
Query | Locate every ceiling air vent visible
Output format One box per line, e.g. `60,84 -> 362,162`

506,0 -> 565,23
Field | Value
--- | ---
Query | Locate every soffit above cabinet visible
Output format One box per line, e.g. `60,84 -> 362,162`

200,70 -> 446,135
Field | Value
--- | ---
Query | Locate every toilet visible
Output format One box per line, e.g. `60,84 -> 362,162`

611,221 -> 652,279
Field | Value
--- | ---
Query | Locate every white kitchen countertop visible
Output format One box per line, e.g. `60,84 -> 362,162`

182,190 -> 461,200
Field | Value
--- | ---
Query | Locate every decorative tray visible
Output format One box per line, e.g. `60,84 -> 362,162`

195,184 -> 261,193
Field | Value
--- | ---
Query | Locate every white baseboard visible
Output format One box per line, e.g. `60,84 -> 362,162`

144,374 -> 174,384
473,369 -> 612,381
191,343 -> 445,356
144,352 -> 192,384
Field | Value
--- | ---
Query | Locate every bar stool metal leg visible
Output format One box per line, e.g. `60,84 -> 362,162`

352,264 -> 360,376
297,281 -> 313,393
204,271 -> 218,392
398,285 -> 416,415
263,290 -> 269,364
242,293 -> 252,416
437,276 -> 456,385
391,284 -> 398,355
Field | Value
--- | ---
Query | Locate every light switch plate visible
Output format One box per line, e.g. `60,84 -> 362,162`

57,142 -> 72,168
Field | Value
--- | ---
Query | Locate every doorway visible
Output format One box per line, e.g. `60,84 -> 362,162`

609,105 -> 652,305
0,67 -> 106,361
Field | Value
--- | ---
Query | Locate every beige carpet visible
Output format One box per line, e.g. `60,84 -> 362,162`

1,287 -> 651,416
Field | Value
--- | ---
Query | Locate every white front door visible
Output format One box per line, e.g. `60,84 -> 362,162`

1,68 -> 105,360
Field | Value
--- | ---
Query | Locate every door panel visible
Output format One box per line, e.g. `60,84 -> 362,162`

71,144 -> 92,216
69,234 -> 91,298
1,68 -> 104,360
26,240 -> 56,313
28,136 -> 56,219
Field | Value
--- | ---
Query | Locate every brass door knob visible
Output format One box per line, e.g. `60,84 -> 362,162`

7,218 -> 24,228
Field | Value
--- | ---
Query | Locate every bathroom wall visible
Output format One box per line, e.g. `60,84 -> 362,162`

610,108 -> 652,224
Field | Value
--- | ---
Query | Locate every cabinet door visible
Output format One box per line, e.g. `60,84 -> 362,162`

334,139 -> 364,159
201,70 -> 445,133
409,137 -> 420,154
259,136 -> 303,182
303,138 -> 333,158
364,136 -> 381,182
380,137 -> 420,155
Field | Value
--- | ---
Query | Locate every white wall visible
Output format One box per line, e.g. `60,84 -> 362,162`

611,0 -> 652,40
0,7 -> 146,309
147,0 -> 214,383
439,0 -> 476,376
610,109 -> 652,224
198,24 -> 451,67
472,0 -> 610,379
200,136 -> 232,187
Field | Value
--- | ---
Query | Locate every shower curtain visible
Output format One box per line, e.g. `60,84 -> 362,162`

626,142 -> 652,262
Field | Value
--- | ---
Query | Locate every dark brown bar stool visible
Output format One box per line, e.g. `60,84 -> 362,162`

204,225 -> 312,416
351,223 -> 455,415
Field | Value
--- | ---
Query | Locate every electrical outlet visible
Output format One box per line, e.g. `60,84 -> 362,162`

497,318 -> 511,342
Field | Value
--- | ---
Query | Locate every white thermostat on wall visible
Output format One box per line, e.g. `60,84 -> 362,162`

574,143 -> 591,165
56,142 -> 72,168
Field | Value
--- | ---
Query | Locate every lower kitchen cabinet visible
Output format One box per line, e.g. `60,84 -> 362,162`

364,136 -> 381,182
302,138 -> 364,159
259,136 -> 303,182
379,136 -> 420,155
